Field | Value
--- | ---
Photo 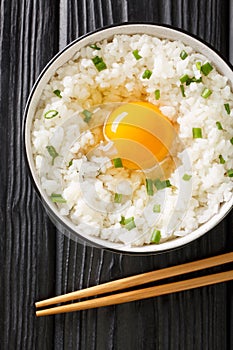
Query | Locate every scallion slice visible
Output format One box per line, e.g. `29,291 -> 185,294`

89,44 -> 101,50
182,174 -> 192,181
180,74 -> 189,83
125,219 -> 136,231
154,179 -> 171,190
230,138 -> 233,145
227,169 -> 233,177
196,61 -> 202,70
113,158 -> 123,168
114,193 -> 122,203
201,88 -> 212,98
132,49 -> 142,60
155,89 -> 160,100
180,50 -> 188,60
216,121 -> 223,130
192,127 -> 202,139
120,216 -> 136,230
46,145 -> 59,165
153,204 -> 161,213
124,217 -> 134,224
224,103 -> 230,115
219,155 -> 225,164
120,216 -> 125,225
92,56 -> 107,71
146,179 -> 154,196
201,62 -> 213,76
186,77 -> 202,86
44,110 -> 58,119
53,89 -> 62,98
180,85 -> 186,97
82,109 -> 92,123
142,69 -> 152,79
97,61 -> 107,71
51,193 -> 66,203
151,229 -> 161,243
68,159 -> 73,167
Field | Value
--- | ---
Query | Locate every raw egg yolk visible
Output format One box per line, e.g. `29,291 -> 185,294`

103,101 -> 176,170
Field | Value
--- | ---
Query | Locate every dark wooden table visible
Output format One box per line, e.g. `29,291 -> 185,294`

1,1 -> 233,349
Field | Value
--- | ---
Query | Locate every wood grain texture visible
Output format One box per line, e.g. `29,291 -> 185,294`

0,0 -> 232,349
0,1 -> 59,349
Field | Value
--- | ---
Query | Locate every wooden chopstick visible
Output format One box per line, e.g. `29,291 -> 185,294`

36,252 -> 233,310
36,270 -> 233,316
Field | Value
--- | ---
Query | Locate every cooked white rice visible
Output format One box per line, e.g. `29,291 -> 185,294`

31,34 -> 233,246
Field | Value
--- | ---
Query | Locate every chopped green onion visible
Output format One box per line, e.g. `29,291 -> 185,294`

154,179 -> 171,190
151,229 -> 161,243
196,61 -> 202,70
92,56 -> 107,71
142,69 -> 152,79
180,74 -> 189,83
53,89 -> 62,98
68,159 -> 73,167
224,103 -> 230,115
132,49 -> 142,60
120,216 -> 125,225
124,217 -> 134,224
230,138 -> 233,145
89,44 -> 101,50
179,76 -> 202,85
146,179 -> 154,196
44,110 -> 59,119
180,50 -> 188,60
51,193 -> 66,203
82,109 -> 92,123
125,219 -> 136,231
154,89 -> 160,100
165,180 -> 172,188
182,174 -> 192,181
201,87 -> 212,98
120,216 -> 136,230
186,76 -> 202,86
114,193 -> 122,203
192,127 -> 202,138
194,77 -> 202,83
153,204 -> 161,213
113,158 -> 123,168
219,155 -> 225,164
216,121 -> 223,130
96,61 -> 107,71
201,62 -> 213,76
180,85 -> 186,97
227,169 -> 233,177
46,145 -> 59,165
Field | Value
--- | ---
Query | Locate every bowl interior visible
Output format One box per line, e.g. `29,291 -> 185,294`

24,23 -> 233,253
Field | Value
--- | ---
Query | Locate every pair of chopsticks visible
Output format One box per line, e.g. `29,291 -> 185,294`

36,252 -> 233,317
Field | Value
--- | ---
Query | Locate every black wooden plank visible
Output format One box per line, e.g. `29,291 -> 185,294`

0,0 -> 59,349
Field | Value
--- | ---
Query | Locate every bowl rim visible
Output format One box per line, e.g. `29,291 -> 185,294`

23,22 -> 233,255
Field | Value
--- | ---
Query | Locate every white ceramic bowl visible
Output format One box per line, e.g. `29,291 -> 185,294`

24,23 -> 233,254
